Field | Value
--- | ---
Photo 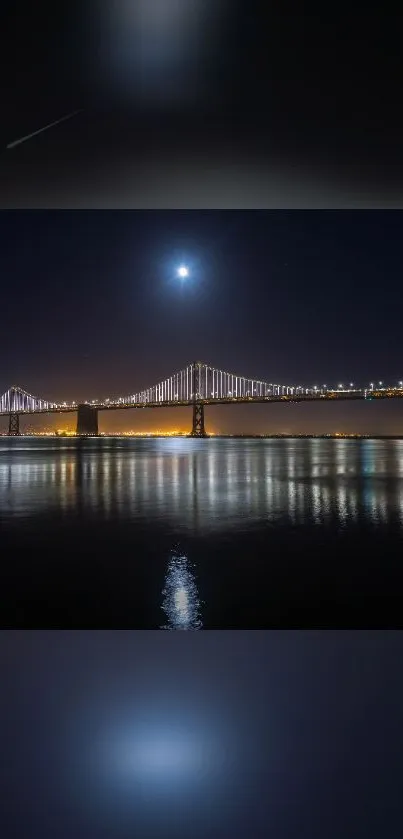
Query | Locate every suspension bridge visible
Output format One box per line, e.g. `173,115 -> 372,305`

1,361 -> 402,436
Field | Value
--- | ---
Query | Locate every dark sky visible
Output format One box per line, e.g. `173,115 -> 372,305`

1,2 -> 400,152
1,630 -> 402,839
1,210 -> 403,434
1,4 -> 402,207
2,3 -> 392,131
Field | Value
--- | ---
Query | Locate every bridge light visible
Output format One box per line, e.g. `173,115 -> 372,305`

379,381 -> 383,386
349,383 -> 354,387
338,384 -> 343,389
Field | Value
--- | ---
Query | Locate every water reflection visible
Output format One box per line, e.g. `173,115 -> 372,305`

160,548 -> 202,630
1,437 -> 403,531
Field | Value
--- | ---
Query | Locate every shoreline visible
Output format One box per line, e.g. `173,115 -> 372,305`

1,434 -> 403,441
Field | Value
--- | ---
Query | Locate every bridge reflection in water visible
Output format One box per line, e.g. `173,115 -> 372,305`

160,548 -> 203,630
1,437 -> 403,627
2,437 -> 403,530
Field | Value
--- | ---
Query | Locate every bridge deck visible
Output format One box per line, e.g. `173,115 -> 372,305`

1,390 -> 402,416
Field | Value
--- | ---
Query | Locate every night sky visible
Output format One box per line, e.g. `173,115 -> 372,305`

1,210 -> 403,435
1,4 -> 402,207
1,631 -> 402,839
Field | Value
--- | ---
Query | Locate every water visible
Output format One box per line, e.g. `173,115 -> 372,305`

1,436 -> 403,628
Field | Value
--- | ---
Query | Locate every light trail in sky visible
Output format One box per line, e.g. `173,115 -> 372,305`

6,109 -> 84,149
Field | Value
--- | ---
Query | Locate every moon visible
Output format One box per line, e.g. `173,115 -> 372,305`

177,265 -> 189,278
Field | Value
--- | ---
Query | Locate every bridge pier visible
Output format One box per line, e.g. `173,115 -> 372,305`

76,404 -> 99,436
8,413 -> 20,436
190,403 -> 207,437
189,362 -> 208,437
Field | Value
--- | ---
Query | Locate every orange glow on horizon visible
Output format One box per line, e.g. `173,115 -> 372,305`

27,426 -> 205,437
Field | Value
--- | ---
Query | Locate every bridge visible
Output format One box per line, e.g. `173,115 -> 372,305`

1,362 -> 402,437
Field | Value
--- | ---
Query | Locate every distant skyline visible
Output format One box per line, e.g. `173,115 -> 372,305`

2,403 -> 403,436
1,210 -> 403,434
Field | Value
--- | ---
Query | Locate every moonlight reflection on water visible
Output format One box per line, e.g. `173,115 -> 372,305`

1,437 -> 403,628
161,549 -> 203,630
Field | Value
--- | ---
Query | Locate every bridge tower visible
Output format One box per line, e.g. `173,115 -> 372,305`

190,362 -> 208,437
76,404 -> 99,436
8,413 -> 20,436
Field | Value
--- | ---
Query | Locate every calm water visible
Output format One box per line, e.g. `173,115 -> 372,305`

1,436 -> 403,628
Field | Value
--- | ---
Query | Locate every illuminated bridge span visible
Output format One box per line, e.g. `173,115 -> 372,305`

1,363 -> 403,436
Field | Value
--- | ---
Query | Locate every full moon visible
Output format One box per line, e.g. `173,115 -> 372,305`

177,265 -> 189,278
